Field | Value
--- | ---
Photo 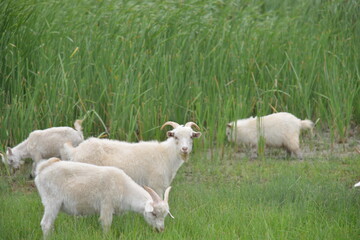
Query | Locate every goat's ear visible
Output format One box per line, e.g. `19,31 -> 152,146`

167,131 -> 175,138
6,147 -> 12,155
145,201 -> 154,213
226,123 -> 232,128
192,132 -> 201,138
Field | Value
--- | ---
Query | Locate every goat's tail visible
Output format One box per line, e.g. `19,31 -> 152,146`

63,142 -> 76,160
74,119 -> 83,132
300,119 -> 314,130
36,157 -> 60,175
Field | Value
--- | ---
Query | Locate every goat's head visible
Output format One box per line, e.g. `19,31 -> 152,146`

143,186 -> 174,232
2,147 -> 23,170
161,121 -> 201,159
226,122 -> 235,142
226,118 -> 255,142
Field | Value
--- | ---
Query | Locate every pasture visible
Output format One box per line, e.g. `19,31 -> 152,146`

1,141 -> 360,239
1,0 -> 360,239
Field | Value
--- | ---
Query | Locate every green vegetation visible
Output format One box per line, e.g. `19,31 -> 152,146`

1,0 -> 359,145
1,152 -> 360,240
1,0 -> 360,239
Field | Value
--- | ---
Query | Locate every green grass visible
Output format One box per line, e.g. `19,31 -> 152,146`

1,151 -> 360,240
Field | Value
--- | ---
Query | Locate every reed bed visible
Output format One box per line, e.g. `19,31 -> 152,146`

1,0 -> 359,147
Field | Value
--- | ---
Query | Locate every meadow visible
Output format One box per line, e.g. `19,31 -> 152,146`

1,0 -> 360,239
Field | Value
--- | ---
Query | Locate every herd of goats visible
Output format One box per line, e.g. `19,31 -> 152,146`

1,112 -> 358,238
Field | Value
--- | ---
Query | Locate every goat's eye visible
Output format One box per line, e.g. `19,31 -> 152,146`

174,137 -> 178,140
152,212 -> 157,217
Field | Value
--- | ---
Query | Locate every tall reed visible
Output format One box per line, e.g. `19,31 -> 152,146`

0,0 -> 359,148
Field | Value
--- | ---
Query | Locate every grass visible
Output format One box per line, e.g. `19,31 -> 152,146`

1,0 -> 360,239
1,150 -> 360,240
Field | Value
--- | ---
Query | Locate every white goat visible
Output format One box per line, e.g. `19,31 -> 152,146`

226,112 -> 314,159
64,121 -> 201,197
1,120 -> 84,177
35,158 -> 173,238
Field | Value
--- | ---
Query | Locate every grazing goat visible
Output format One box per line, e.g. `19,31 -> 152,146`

226,112 -> 313,159
35,158 -> 173,238
1,120 -> 83,177
64,121 -> 201,197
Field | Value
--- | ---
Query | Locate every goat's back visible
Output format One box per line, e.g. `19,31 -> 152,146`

28,127 -> 83,158
35,160 -> 136,215
67,137 -> 175,195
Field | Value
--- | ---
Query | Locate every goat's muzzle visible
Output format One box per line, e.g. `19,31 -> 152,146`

155,227 -> 164,233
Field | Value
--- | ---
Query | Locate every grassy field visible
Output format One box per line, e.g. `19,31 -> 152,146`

1,0 -> 360,239
1,146 -> 360,240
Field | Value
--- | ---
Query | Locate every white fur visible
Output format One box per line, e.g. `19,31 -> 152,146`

3,120 -> 84,177
64,121 -> 201,197
226,112 -> 313,159
35,158 -> 172,238
354,182 -> 360,188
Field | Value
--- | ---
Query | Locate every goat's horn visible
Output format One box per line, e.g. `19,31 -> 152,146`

164,186 -> 172,203
168,210 -> 175,219
161,121 -> 180,130
185,122 -> 200,130
144,186 -> 162,202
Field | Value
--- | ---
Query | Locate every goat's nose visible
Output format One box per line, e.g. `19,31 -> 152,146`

181,147 -> 188,152
156,227 -> 164,233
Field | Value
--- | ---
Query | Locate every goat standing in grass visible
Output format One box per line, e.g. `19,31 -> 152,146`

226,112 -> 313,159
1,120 -> 84,177
35,158 -> 173,238
64,121 -> 201,197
